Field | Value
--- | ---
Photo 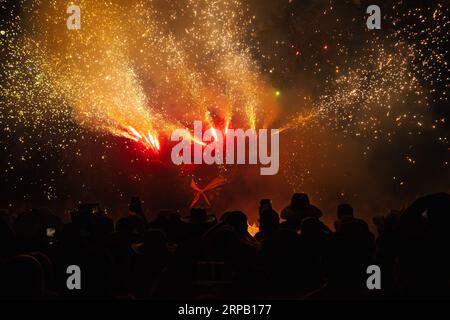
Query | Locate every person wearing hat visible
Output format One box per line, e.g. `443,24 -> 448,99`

280,193 -> 323,230
181,208 -> 217,238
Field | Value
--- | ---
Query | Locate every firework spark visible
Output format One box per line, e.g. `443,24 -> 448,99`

0,0 -> 449,205
1,0 -> 278,153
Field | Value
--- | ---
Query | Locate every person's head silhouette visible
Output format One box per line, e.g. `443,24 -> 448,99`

224,211 -> 248,237
259,209 -> 279,235
291,193 -> 310,210
129,196 -> 143,215
337,204 -> 354,220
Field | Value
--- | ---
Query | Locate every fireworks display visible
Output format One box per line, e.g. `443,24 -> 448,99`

0,0 -> 449,218
1,0 -> 277,147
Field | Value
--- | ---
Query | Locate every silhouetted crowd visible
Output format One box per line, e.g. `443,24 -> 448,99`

0,192 -> 449,300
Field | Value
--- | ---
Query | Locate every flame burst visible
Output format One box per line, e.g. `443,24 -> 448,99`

247,222 -> 259,237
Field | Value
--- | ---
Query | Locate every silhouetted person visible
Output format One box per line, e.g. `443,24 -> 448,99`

334,204 -> 371,234
181,208 -> 216,238
1,191 -> 449,300
72,203 -> 113,242
257,227 -> 306,298
148,210 -> 184,244
129,196 -> 147,224
131,228 -> 171,298
280,193 -> 322,230
396,193 -> 450,299
255,209 -> 279,242
258,199 -> 273,215
1,255 -> 45,299
298,217 -> 332,292
325,204 -> 375,298
373,210 -> 402,297
28,251 -> 57,297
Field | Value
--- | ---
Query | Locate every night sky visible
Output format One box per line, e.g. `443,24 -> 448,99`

0,0 -> 449,223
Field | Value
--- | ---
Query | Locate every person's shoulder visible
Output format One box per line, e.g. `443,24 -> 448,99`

281,206 -> 294,219
355,218 -> 369,228
308,205 -> 323,218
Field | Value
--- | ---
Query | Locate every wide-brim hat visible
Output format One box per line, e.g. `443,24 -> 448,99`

281,204 -> 322,221
181,208 -> 216,224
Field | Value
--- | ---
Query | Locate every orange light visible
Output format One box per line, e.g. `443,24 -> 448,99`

247,222 -> 259,237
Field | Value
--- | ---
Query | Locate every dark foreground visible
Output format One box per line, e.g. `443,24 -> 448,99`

0,192 -> 449,300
